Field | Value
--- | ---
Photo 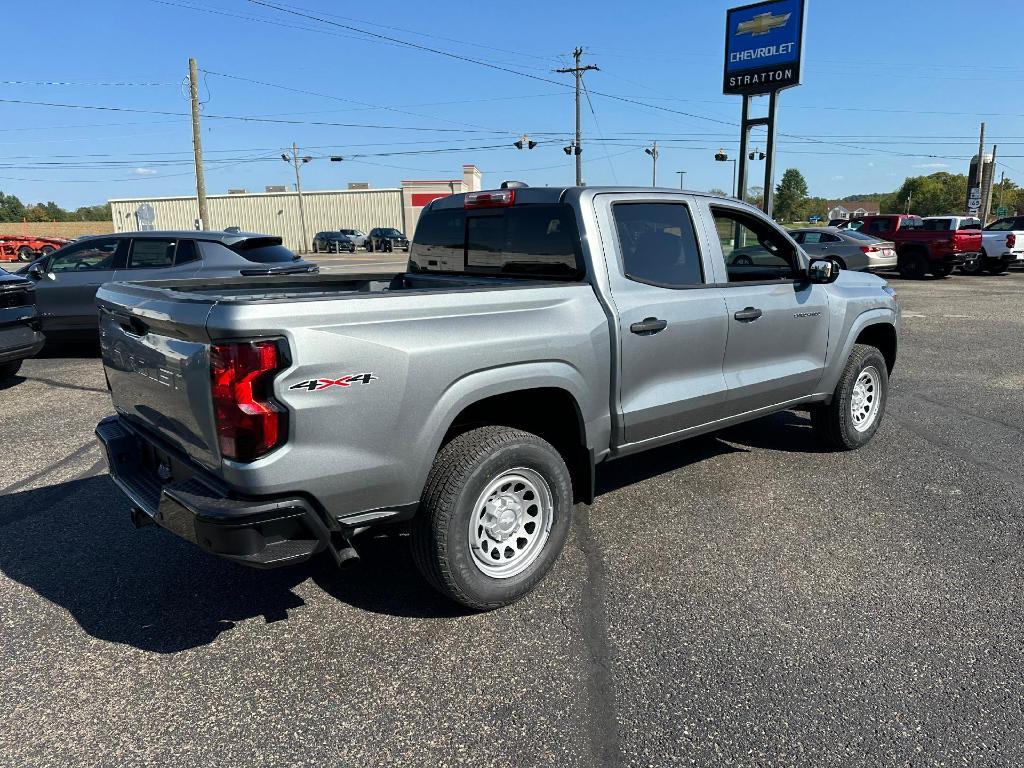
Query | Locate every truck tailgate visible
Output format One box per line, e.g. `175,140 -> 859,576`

954,230 -> 982,252
98,286 -> 221,471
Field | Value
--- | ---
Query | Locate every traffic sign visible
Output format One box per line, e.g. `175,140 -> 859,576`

996,206 -> 1008,217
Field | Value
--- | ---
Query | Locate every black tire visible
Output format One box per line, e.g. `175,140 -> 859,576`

312,242 -> 319,253
17,246 -> 34,263
811,343 -> 889,451
40,245 -> 55,256
930,264 -> 953,278
959,253 -> 986,275
411,426 -> 573,610
0,360 -> 22,381
366,240 -> 374,253
897,250 -> 928,279
987,258 -> 1009,275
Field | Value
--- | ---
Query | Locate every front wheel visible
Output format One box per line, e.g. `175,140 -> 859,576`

411,426 -> 573,610
811,343 -> 889,451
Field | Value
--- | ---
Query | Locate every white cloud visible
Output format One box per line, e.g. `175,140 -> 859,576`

913,162 -> 948,169
867,162 -> 876,168
832,175 -> 844,180
132,167 -> 158,175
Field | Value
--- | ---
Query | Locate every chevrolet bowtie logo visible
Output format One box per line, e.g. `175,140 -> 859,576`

737,11 -> 791,36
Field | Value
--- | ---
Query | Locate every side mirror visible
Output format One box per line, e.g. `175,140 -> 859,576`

27,263 -> 46,280
806,258 -> 839,284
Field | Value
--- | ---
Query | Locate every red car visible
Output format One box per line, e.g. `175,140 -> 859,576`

842,214 -> 981,279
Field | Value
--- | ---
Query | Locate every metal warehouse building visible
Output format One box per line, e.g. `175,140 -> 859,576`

109,165 -> 483,252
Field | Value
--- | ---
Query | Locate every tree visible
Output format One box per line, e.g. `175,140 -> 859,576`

0,190 -> 110,222
774,168 -> 808,222
707,187 -> 728,196
888,172 -> 967,217
745,185 -> 764,209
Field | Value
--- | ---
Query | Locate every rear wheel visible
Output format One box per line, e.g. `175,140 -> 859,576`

811,343 -> 888,451
898,250 -> 928,279
312,242 -> 319,253
0,360 -> 23,381
411,426 -> 573,610
987,258 -> 1009,275
959,252 -> 986,275
930,263 -> 953,278
40,245 -> 55,256
17,246 -> 33,262
366,240 -> 374,253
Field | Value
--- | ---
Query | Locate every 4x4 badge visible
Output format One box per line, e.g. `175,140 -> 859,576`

289,373 -> 377,392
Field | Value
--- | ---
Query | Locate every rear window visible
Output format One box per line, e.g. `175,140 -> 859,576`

958,218 -> 981,230
410,204 -> 583,280
844,229 -> 880,242
898,218 -> 924,230
923,218 -> 952,231
229,238 -> 299,264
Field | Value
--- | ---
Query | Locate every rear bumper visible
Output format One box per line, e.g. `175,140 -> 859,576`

0,313 -> 44,364
96,415 -> 335,568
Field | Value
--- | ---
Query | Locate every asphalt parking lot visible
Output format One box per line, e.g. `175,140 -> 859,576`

1,269 -> 1022,767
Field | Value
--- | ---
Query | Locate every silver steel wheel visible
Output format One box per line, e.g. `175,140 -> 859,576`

469,468 -> 553,579
851,366 -> 881,432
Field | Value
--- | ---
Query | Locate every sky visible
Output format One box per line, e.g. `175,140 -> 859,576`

3,0 -> 1024,208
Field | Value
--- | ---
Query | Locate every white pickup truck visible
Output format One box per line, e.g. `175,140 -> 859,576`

970,215 -> 1024,275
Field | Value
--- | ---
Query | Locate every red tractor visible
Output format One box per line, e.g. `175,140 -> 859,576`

0,234 -> 70,263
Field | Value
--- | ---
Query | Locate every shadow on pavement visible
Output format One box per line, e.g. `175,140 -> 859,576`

37,339 -> 101,359
0,476 -> 462,654
717,409 -> 828,454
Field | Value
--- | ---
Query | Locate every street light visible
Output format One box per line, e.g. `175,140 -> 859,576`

715,149 -> 737,198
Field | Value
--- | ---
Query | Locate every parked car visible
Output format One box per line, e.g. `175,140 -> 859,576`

789,227 -> 897,273
366,227 -> 409,252
0,269 -> 45,382
842,214 -> 981,279
96,186 -> 899,609
18,231 -> 317,338
311,231 -> 356,254
965,216 -> 1024,275
338,229 -> 368,248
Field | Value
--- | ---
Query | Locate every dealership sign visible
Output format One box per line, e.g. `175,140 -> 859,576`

723,0 -> 805,95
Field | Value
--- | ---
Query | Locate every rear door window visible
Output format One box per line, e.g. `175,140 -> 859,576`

611,202 -> 704,287
126,238 -> 176,269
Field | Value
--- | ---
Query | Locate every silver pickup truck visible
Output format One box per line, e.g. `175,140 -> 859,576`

95,186 -> 900,609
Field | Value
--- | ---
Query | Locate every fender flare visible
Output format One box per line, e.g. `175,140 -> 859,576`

818,308 -> 897,396
408,361 -> 597,500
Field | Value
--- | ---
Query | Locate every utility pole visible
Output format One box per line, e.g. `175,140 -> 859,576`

969,121 -> 986,216
676,170 -> 686,189
555,48 -> 599,186
644,141 -> 659,187
283,143 -> 310,253
188,58 -> 209,230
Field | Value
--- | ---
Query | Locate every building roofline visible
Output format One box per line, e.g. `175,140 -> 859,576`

108,188 -> 401,203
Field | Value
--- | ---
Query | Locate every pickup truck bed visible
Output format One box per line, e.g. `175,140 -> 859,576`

97,186 -> 900,609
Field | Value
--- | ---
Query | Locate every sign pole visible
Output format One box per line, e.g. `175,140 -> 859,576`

737,96 -> 750,202
763,90 -> 779,218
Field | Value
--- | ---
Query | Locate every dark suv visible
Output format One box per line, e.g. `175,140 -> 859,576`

366,228 -> 409,252
0,270 -> 45,381
312,231 -> 356,254
19,230 -> 316,338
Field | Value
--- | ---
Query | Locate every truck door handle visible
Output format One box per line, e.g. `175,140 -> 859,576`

630,317 -> 668,335
733,307 -> 763,322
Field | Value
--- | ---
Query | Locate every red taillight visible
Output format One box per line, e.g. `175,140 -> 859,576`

1008,233 -> 1016,248
210,340 -> 287,462
465,189 -> 515,208
859,246 -> 879,254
